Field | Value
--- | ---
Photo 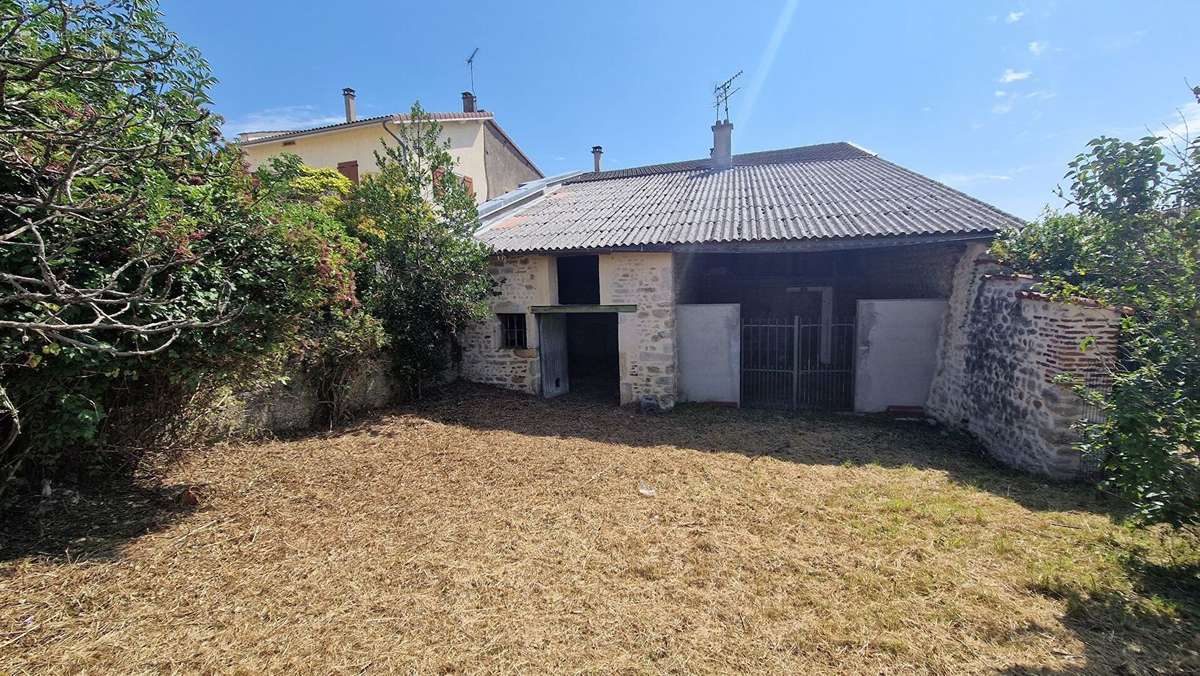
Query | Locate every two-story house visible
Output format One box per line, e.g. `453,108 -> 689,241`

236,89 -> 542,204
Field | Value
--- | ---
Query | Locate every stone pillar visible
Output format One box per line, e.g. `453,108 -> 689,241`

600,252 -> 678,409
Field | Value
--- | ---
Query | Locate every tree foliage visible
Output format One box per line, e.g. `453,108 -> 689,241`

0,1 -> 358,502
993,96 -> 1200,530
252,154 -> 386,426
343,103 -> 493,395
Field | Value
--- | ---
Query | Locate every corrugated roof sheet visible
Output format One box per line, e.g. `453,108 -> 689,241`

476,142 -> 1023,253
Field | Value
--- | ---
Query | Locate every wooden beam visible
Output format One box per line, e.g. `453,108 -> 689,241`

530,304 -> 637,314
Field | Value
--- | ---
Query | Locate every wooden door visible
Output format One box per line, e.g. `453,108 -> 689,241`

538,313 -> 569,397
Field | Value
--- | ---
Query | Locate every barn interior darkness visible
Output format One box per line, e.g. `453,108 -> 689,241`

556,255 -> 600,304
565,313 -> 619,401
673,244 -> 964,320
555,255 -> 617,400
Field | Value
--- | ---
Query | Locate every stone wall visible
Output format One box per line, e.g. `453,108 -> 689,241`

229,355 -> 399,436
601,252 -> 678,408
928,248 -> 1122,479
459,255 -> 554,394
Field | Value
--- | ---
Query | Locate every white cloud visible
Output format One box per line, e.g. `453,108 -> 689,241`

1024,89 -> 1056,100
1005,11 -> 1024,23
993,101 -> 1014,115
1158,102 -> 1200,143
999,69 -> 1032,83
937,172 -> 1013,186
1102,29 -> 1147,51
994,90 -> 1008,97
1028,41 -> 1046,56
921,106 -> 933,112
221,105 -> 344,137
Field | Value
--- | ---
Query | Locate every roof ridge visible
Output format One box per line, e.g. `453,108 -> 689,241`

565,142 -> 871,184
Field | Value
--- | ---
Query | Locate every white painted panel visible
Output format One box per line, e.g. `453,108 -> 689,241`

677,304 -> 740,404
854,299 -> 948,413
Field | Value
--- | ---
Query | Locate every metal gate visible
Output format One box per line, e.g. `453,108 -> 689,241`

741,317 -> 856,411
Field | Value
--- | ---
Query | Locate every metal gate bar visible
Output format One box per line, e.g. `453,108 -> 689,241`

742,317 -> 855,411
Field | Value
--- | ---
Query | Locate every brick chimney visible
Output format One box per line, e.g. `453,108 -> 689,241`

592,145 -> 603,173
342,88 -> 356,123
711,120 -> 733,169
462,91 -> 477,113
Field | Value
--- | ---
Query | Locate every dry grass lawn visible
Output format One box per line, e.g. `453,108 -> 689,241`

2,383 -> 1198,674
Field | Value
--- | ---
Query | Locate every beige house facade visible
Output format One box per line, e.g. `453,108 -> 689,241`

237,90 -> 541,203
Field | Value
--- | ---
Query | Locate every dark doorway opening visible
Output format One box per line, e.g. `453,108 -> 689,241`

565,313 -> 619,403
557,255 -> 600,305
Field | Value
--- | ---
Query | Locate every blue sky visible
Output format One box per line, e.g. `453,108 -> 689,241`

162,1 -> 1196,220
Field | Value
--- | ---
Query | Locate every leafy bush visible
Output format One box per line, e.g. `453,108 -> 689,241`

993,126 -> 1200,531
0,4 -> 493,507
253,154 -> 387,426
343,104 -> 494,396
0,2 -> 359,502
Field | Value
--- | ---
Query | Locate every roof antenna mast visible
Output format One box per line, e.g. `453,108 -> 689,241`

466,47 -> 479,95
713,70 -> 743,123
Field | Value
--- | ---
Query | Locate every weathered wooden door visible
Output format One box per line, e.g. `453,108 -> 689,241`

538,313 -> 569,397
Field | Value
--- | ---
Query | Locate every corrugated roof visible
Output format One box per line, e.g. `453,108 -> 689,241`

476,142 -> 1023,253
477,171 -> 584,221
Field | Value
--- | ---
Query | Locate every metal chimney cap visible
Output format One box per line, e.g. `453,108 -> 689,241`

591,145 -> 603,152
342,87 -> 356,96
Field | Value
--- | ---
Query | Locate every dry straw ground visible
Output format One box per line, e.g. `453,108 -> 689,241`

2,383 -> 1198,673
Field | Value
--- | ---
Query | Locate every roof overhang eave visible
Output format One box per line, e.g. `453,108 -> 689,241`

484,231 -> 999,257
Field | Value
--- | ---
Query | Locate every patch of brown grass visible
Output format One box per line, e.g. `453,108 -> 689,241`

2,383 -> 1197,673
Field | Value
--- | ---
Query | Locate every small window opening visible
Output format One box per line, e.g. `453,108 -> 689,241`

557,255 -> 600,304
499,313 -> 527,349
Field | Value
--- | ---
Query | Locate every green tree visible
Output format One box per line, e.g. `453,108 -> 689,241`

0,1 -> 351,502
252,154 -> 386,426
993,97 -> 1200,531
343,103 -> 493,396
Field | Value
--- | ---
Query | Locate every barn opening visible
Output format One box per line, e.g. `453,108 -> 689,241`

673,244 -> 966,411
536,255 -> 622,402
564,312 -> 619,402
556,255 -> 600,305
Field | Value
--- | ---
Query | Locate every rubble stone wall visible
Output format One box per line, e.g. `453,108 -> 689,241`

929,247 -> 1121,479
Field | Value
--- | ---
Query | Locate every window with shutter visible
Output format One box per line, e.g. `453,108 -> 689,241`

336,160 -> 359,184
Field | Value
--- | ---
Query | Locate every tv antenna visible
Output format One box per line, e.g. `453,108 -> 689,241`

466,47 -> 479,94
713,70 -> 743,122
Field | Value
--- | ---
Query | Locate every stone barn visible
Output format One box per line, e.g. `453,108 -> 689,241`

462,125 -> 1025,415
